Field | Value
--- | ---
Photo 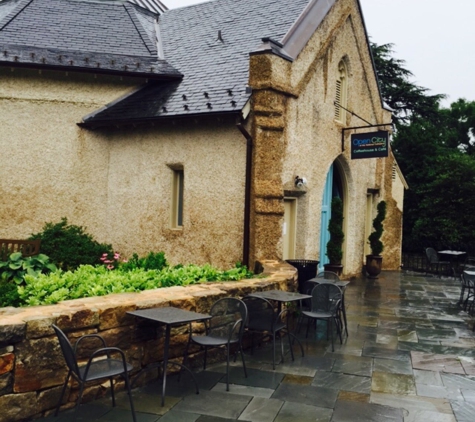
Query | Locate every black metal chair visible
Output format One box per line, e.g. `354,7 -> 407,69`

52,325 -> 136,421
315,271 -> 340,281
243,295 -> 298,370
184,297 -> 247,391
425,247 -> 452,277
299,283 -> 343,352
313,271 -> 349,337
461,269 -> 475,315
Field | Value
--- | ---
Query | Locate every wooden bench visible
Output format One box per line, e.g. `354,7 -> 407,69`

0,239 -> 41,261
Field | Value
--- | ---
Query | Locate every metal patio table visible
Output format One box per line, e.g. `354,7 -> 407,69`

438,250 -> 467,275
248,290 -> 311,359
128,307 -> 211,406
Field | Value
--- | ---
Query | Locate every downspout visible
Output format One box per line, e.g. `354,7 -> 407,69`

236,118 -> 253,269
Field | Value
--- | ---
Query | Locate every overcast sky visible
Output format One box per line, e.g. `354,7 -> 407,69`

164,0 -> 475,108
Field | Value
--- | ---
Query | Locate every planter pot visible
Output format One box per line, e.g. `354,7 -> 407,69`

366,255 -> 383,279
323,263 -> 343,276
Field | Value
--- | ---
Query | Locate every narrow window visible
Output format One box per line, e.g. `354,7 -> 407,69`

335,60 -> 348,122
171,168 -> 184,228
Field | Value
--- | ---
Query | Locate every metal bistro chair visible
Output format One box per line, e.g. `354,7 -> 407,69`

52,325 -> 136,422
184,297 -> 247,391
300,283 -> 343,352
425,247 -> 452,277
243,295 -> 298,370
461,269 -> 475,315
315,271 -> 349,337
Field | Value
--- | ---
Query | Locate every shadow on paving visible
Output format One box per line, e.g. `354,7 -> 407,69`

41,271 -> 475,422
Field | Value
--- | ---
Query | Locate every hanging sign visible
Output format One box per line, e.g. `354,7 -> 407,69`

351,130 -> 389,159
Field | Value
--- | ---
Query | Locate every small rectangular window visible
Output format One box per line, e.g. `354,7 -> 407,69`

171,169 -> 184,228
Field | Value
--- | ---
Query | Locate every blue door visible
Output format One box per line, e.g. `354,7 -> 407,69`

319,165 -> 333,271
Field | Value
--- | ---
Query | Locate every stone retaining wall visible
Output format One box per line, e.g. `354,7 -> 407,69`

0,260 -> 296,422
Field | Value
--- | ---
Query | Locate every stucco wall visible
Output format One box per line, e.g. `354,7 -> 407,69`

0,69 -> 247,267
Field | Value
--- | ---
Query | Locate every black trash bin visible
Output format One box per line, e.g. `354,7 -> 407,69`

286,259 -> 320,293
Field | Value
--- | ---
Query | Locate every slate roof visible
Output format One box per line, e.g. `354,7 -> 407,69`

82,0 -> 313,126
0,0 -> 181,79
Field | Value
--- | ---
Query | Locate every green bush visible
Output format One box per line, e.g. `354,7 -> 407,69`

119,251 -> 168,271
17,262 -> 254,306
0,280 -> 21,307
29,218 -> 113,270
0,252 -> 57,284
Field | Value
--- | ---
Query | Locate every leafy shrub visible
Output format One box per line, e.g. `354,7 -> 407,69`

119,252 -> 168,271
17,262 -> 254,306
29,218 -> 113,270
0,252 -> 57,284
0,280 -> 21,307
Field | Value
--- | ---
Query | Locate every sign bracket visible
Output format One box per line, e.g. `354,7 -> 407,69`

333,101 -> 393,151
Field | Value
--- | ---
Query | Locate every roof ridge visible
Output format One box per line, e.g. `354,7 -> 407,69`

0,0 -> 33,31
123,2 -> 157,56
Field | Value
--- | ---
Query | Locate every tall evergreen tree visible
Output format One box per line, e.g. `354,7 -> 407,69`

371,42 -> 475,252
371,43 -> 445,125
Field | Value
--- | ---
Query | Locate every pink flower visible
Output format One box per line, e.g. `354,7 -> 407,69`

114,253 -> 120,260
107,264 -> 114,270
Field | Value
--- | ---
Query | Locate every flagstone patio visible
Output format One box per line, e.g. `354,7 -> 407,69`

40,271 -> 475,422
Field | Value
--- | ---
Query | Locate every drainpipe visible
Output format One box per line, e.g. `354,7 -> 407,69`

236,118 -> 253,269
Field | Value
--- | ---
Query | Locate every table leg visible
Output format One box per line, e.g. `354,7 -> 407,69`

161,324 -> 171,407
341,294 -> 348,337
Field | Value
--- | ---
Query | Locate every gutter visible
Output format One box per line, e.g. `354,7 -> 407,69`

236,118 -> 253,269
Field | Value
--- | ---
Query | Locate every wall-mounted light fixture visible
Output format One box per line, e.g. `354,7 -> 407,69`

294,176 -> 307,188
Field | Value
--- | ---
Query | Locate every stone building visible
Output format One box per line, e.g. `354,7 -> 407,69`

0,0 -> 406,276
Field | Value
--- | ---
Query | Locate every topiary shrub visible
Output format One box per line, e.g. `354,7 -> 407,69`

29,218 -> 113,270
368,200 -> 387,256
326,197 -> 344,264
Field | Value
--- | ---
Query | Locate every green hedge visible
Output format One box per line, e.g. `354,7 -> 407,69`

15,262 -> 254,306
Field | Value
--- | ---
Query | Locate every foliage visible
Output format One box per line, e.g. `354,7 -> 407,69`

372,41 -> 475,253
119,251 -> 168,272
29,218 -> 113,270
0,252 -> 57,284
0,280 -> 21,307
371,42 -> 445,125
15,262 -> 254,306
368,201 -> 387,256
326,197 -> 344,264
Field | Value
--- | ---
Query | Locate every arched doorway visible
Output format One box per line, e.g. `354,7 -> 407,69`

319,161 -> 345,271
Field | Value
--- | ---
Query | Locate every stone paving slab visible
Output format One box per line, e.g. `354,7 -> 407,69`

411,351 -> 466,374
331,400 -> 403,422
172,390 -> 251,419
